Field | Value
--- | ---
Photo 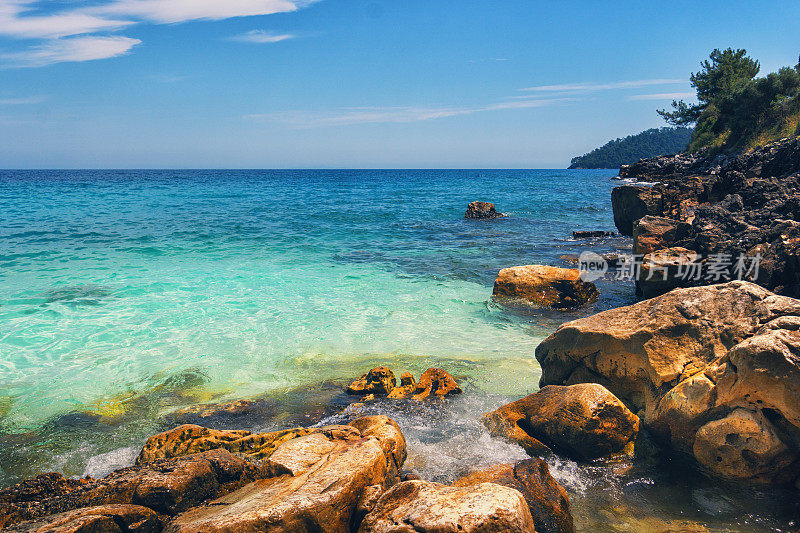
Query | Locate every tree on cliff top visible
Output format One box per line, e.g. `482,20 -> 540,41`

661,48 -> 800,150
658,48 -> 760,126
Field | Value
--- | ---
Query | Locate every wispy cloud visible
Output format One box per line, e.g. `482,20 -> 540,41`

247,97 -> 575,128
628,92 -> 696,101
521,78 -> 685,92
0,0 -> 312,67
0,95 -> 46,104
1,36 -> 141,68
228,30 -> 295,44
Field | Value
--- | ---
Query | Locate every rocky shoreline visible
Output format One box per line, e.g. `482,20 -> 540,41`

3,144 -> 800,531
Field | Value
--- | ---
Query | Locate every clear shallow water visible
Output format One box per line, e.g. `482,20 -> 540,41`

0,169 -> 796,531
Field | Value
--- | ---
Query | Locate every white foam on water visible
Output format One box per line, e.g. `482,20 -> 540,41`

83,446 -> 139,479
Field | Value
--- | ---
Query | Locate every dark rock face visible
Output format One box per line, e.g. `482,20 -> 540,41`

453,460 -> 574,533
613,137 -> 800,297
465,201 -> 505,219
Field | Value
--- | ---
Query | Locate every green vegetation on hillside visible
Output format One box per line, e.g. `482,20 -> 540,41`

659,48 -> 800,151
568,127 -> 693,169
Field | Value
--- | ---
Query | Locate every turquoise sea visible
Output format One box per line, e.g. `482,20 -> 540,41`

1,169 -> 797,531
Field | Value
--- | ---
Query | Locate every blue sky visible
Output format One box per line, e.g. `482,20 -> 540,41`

0,0 -> 798,168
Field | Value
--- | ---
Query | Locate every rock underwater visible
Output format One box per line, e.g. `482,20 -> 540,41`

535,280 -> 800,484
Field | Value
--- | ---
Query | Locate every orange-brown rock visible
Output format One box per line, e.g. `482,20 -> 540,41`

632,215 -> 679,255
453,459 -> 574,533
357,480 -> 535,533
482,384 -> 639,460
637,247 -> 699,298
5,504 -> 162,533
347,367 -> 397,395
536,281 -> 800,484
493,265 -> 599,309
136,425 -> 313,464
165,416 -> 406,532
387,372 -> 416,399
412,368 -> 461,400
0,449 -> 265,528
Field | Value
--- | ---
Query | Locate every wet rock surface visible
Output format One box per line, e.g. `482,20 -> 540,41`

347,367 -> 461,400
464,201 -> 505,219
493,265 -> 599,309
357,480 -> 536,533
453,459 -> 574,533
536,281 -> 800,484
482,383 -> 639,460
614,136 -> 800,296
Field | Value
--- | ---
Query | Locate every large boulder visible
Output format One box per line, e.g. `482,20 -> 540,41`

165,416 -> 406,532
535,281 -> 800,484
482,384 -> 639,460
357,480 -> 535,533
465,201 -> 505,219
493,265 -> 599,309
453,459 -> 574,533
611,185 -> 662,236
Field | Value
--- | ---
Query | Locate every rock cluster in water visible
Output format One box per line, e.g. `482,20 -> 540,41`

347,367 -> 461,400
0,414 -> 574,533
535,281 -> 800,485
611,136 -> 800,297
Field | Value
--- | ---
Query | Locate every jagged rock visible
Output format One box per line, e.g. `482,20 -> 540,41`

535,281 -> 800,483
5,504 -> 162,533
165,416 -> 406,532
632,216 -> 681,255
412,368 -> 461,400
0,449 -> 265,528
453,459 -> 574,533
348,367 -> 397,395
465,201 -> 505,219
493,265 -> 599,309
387,372 -> 416,399
612,136 -> 800,296
482,384 -> 639,460
572,230 -> 615,239
137,425 -> 313,464
357,480 -> 536,533
637,247 -> 700,298
611,185 -> 662,236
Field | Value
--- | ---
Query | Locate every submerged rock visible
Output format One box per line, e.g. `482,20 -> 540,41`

453,459 -> 574,533
357,480 -> 535,533
572,230 -> 615,238
535,281 -> 800,484
464,201 -> 505,219
493,265 -> 599,309
482,383 -> 639,460
348,367 -> 397,395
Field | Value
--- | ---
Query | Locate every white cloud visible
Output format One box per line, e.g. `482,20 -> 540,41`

1,36 -> 141,67
628,92 -> 696,101
92,0 -> 310,24
229,30 -> 294,44
521,78 -> 685,92
0,1 -> 133,39
0,95 -> 46,104
248,98 -> 574,127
